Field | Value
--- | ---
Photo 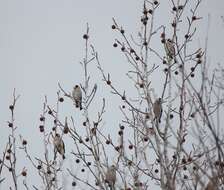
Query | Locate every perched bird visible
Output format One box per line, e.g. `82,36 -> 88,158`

53,133 -> 65,159
105,165 -> 116,189
164,39 -> 175,61
153,98 -> 163,123
205,177 -> 219,190
72,85 -> 82,110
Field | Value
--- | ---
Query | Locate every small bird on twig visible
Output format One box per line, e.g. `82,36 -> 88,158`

153,98 -> 163,123
164,39 -> 175,62
105,165 -> 116,190
72,85 -> 82,110
53,133 -> 65,159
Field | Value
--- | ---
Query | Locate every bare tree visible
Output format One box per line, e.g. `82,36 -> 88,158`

1,0 -> 224,190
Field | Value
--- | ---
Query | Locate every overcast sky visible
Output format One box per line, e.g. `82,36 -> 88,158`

0,0 -> 224,189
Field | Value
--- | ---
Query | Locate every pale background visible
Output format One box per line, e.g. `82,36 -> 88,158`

0,0 -> 224,189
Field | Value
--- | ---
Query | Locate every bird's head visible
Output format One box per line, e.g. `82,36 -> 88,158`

111,165 -> 116,171
75,85 -> 79,88
157,98 -> 163,104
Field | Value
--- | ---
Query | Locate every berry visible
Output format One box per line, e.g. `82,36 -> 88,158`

22,140 -> 27,146
111,25 -> 116,29
161,32 -> 165,39
192,16 -> 197,21
118,130 -> 123,136
172,7 -> 177,11
139,83 -> 144,88
184,175 -> 188,179
113,43 -> 118,48
196,53 -> 201,59
144,137 -> 149,142
83,34 -> 89,39
7,149 -> 11,154
59,97 -> 64,102
115,146 -> 120,152
148,9 -> 153,14
39,125 -> 44,132
172,22 -> 176,28
130,49 -> 135,53
63,127 -> 69,134
21,171 -> 27,177
8,123 -> 13,128
9,105 -> 14,110
120,125 -> 125,130
154,1 -> 158,5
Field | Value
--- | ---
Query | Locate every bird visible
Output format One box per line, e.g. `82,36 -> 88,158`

164,39 -> 175,62
205,177 -> 219,190
72,85 -> 82,110
53,133 -> 65,159
105,165 -> 116,190
153,98 -> 163,123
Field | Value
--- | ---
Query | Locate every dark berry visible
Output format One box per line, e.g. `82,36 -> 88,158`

59,97 -> 64,102
113,43 -> 118,48
22,140 -> 27,145
83,34 -> 89,39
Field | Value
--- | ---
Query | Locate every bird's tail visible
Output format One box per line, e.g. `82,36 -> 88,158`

80,103 -> 83,110
75,101 -> 79,108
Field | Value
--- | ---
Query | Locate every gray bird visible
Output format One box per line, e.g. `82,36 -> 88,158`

72,85 -> 82,110
153,98 -> 162,123
105,165 -> 116,190
53,133 -> 65,159
164,39 -> 175,61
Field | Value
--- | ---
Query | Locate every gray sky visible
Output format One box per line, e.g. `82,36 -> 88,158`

0,0 -> 224,189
